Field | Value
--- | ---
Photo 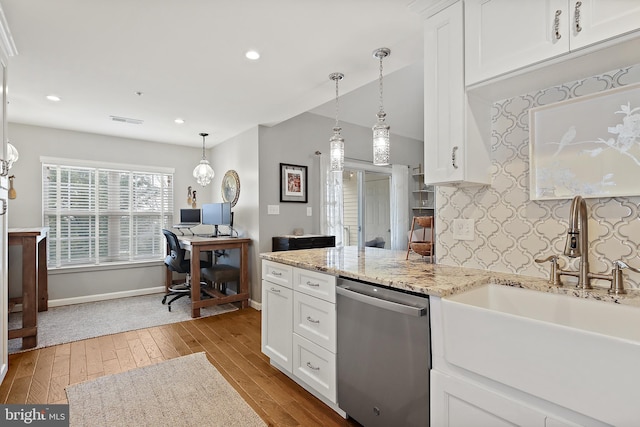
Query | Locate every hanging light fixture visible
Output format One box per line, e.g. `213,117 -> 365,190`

329,72 -> 345,172
372,47 -> 391,166
6,141 -> 18,169
192,132 -> 215,186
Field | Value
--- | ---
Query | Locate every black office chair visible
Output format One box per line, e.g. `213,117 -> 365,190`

161,229 -> 211,311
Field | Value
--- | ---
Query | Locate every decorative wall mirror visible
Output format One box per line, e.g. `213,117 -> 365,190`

221,169 -> 240,207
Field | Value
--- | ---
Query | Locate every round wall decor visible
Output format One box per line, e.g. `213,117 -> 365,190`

221,169 -> 240,207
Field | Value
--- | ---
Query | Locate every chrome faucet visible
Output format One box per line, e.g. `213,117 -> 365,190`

562,195 -> 591,289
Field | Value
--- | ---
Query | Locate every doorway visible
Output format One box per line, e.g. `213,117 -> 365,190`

342,166 -> 391,249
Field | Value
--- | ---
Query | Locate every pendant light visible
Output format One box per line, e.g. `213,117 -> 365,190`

372,47 -> 391,166
6,141 -> 18,169
329,72 -> 345,172
193,132 -> 215,186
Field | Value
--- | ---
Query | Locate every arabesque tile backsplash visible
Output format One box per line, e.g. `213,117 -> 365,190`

436,64 -> 640,289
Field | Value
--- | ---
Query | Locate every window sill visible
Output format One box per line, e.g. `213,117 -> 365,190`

48,260 -> 164,275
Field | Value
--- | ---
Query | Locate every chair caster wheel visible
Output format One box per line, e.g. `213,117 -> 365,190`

162,296 -> 167,304
168,305 -> 172,312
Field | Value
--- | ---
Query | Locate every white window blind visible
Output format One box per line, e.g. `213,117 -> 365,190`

42,162 -> 174,267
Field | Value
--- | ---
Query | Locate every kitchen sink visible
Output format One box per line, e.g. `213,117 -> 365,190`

441,284 -> 640,425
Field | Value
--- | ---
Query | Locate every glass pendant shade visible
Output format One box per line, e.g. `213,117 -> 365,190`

329,72 -> 345,172
6,142 -> 18,169
372,112 -> 390,166
372,48 -> 391,166
330,127 -> 344,172
193,133 -> 215,186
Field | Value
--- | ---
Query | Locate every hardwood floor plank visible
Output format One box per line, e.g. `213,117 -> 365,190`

1,308 -> 359,426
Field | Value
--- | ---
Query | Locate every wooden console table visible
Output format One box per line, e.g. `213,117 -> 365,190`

8,227 -> 49,349
165,236 -> 250,318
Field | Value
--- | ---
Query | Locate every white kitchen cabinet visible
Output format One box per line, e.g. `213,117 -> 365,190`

431,370 -> 582,427
261,259 -> 341,412
424,1 -> 492,186
465,0 -> 640,86
261,276 -> 293,372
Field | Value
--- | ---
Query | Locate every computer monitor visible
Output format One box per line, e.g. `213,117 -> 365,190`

179,208 -> 201,225
202,202 -> 232,236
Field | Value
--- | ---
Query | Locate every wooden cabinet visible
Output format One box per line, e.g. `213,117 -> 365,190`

465,0 -> 640,86
261,259 -> 340,410
424,1 -> 492,186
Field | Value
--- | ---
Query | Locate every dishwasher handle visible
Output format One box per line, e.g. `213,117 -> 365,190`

337,284 -> 427,317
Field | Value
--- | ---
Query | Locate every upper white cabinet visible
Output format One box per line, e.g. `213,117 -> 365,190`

424,1 -> 492,186
465,0 -> 640,86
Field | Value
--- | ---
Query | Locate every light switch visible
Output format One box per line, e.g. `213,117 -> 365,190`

267,205 -> 279,215
307,207 -> 312,216
453,219 -> 475,241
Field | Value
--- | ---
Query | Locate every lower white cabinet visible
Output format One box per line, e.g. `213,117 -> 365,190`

431,370 -> 582,427
261,279 -> 293,372
261,260 -> 339,409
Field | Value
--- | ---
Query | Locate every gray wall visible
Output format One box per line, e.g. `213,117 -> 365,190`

257,111 -> 423,256
7,112 -> 423,306
7,123 -> 212,301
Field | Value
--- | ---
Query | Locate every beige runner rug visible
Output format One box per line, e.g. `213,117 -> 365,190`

65,352 -> 266,427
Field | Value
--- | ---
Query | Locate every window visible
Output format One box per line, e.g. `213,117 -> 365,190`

42,159 -> 174,268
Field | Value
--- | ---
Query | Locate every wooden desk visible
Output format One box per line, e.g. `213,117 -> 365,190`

165,236 -> 251,318
8,227 -> 49,349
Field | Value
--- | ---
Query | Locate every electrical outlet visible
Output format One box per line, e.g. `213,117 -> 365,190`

453,218 -> 475,241
267,205 -> 279,215
307,207 -> 312,216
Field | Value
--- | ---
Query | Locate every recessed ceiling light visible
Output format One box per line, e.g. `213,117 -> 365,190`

46,95 -> 61,102
174,118 -> 185,124
245,50 -> 260,60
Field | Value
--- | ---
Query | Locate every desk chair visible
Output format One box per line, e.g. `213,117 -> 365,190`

162,229 -> 211,311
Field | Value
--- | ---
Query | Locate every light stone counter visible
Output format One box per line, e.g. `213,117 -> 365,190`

261,246 -> 640,308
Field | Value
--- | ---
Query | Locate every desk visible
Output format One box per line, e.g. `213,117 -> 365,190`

8,227 -> 49,349
165,235 -> 251,318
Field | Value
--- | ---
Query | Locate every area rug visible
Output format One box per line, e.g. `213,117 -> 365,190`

8,293 -> 238,353
65,352 -> 266,427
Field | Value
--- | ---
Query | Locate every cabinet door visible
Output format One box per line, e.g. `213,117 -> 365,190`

570,0 -> 640,49
431,370 -> 581,427
424,1 -> 469,185
292,334 -> 336,403
465,0 -> 568,86
261,280 -> 293,372
293,291 -> 336,352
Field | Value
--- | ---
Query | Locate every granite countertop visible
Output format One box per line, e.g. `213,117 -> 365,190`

260,246 -> 640,308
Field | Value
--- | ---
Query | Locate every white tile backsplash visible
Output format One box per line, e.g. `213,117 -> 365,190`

437,64 -> 640,289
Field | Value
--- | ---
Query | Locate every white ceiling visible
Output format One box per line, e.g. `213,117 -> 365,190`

0,0 -> 425,149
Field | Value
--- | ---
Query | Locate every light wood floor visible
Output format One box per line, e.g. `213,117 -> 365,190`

0,307 -> 359,426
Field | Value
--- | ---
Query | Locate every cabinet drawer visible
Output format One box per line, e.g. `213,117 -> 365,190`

293,267 -> 336,303
292,334 -> 336,403
262,260 -> 293,288
293,291 -> 336,352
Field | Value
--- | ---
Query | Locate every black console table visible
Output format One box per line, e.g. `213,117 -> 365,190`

272,235 -> 335,252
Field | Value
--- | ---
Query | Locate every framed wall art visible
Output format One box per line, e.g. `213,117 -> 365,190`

280,163 -> 308,203
529,82 -> 640,200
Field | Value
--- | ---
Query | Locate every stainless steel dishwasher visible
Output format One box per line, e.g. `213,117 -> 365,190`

337,277 -> 430,427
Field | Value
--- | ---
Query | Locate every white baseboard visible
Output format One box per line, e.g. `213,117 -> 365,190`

48,286 -> 165,308
27,286 -> 262,310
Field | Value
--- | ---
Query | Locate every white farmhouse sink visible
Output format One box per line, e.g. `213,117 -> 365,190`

442,284 -> 640,426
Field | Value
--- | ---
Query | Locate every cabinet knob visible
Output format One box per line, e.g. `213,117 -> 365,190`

554,9 -> 562,40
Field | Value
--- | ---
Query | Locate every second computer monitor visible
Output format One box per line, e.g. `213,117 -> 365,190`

202,202 -> 232,236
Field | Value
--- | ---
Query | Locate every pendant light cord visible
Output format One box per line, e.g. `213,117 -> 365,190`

335,76 -> 340,128
378,54 -> 384,115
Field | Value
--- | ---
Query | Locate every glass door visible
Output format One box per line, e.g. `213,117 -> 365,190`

342,167 -> 391,249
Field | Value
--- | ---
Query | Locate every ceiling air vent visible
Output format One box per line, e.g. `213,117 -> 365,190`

109,115 -> 143,125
